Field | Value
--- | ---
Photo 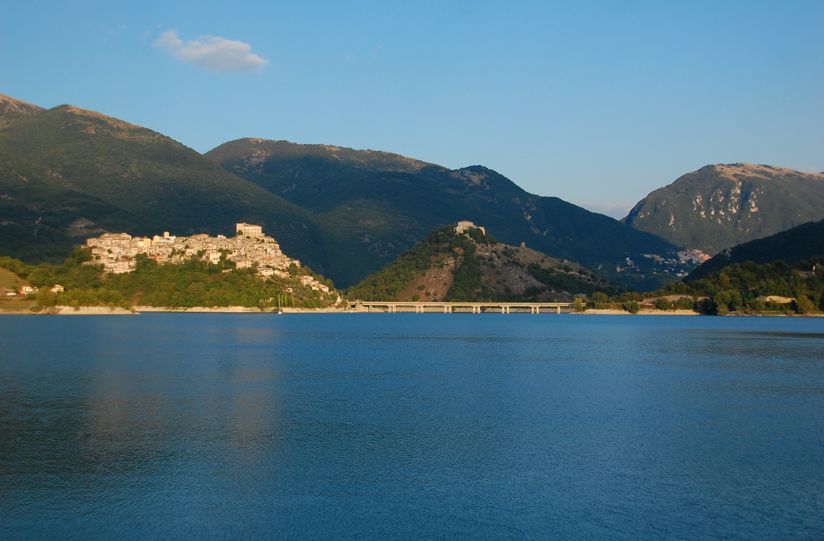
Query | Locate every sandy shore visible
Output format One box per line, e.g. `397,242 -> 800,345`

0,305 -> 349,315
580,309 -> 700,316
133,306 -> 348,314
57,306 -> 134,315
0,306 -> 134,315
134,305 -> 264,314
1,306 -> 699,316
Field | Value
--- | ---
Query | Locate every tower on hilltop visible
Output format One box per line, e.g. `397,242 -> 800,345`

236,223 -> 263,237
455,220 -> 486,236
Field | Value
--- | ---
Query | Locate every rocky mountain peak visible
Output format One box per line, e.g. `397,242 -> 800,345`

625,163 -> 824,254
711,163 -> 824,182
0,93 -> 44,115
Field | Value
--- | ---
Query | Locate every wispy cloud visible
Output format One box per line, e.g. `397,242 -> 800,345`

155,30 -> 268,72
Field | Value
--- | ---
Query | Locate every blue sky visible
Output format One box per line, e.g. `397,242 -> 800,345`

2,1 -> 823,217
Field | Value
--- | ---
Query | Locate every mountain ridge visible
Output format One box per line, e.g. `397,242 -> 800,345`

0,93 -> 45,128
0,93 -> 44,115
625,163 -> 824,254
0,97 -> 323,268
207,137 -> 689,288
0,92 -> 712,289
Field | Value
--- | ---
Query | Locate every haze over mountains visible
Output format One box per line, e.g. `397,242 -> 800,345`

625,163 -> 824,254
1,92 -> 821,291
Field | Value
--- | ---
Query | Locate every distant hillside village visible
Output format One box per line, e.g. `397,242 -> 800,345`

84,223 -> 332,294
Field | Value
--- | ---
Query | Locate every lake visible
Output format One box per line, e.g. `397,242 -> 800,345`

1,314 -> 823,539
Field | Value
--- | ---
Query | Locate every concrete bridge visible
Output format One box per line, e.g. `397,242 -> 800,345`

352,301 -> 574,314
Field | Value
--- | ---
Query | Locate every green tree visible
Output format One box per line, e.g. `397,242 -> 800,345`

35,288 -> 57,308
27,267 -> 56,287
623,301 -> 640,314
589,292 -> 610,309
674,297 -> 695,310
654,298 -> 672,311
794,295 -> 815,314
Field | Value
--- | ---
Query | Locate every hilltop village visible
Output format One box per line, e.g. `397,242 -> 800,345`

85,223 -> 333,295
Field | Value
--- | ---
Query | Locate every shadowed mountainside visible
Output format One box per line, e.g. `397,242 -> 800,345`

1,93 -> 696,290
0,97 -> 322,267
207,138 -> 690,288
688,219 -> 824,281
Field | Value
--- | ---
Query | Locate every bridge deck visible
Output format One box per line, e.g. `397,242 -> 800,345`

353,301 -> 574,314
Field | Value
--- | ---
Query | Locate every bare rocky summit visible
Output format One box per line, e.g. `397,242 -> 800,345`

0,94 -> 44,128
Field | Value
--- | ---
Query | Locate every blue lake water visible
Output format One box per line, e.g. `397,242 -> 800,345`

1,313 -> 823,540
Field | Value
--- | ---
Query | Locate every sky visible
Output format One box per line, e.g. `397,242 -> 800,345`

2,1 -> 823,217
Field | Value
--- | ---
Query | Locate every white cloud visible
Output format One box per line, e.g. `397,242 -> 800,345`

155,30 -> 268,72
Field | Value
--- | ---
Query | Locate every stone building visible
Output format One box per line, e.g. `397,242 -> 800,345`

455,220 -> 487,236
83,224 -> 338,298
236,223 -> 263,238
85,224 -> 297,277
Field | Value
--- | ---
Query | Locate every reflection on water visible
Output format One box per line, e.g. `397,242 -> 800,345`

1,314 -> 823,540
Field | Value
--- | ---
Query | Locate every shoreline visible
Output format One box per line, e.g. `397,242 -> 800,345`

0,305 -> 349,315
1,305 -> 821,317
134,305 -> 348,314
579,309 -> 699,316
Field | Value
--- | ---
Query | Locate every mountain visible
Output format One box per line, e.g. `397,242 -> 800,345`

625,163 -> 824,254
207,138 -> 690,289
347,222 -> 612,302
0,94 -> 44,125
0,98 -> 324,267
0,93 -> 696,290
688,219 -> 824,281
